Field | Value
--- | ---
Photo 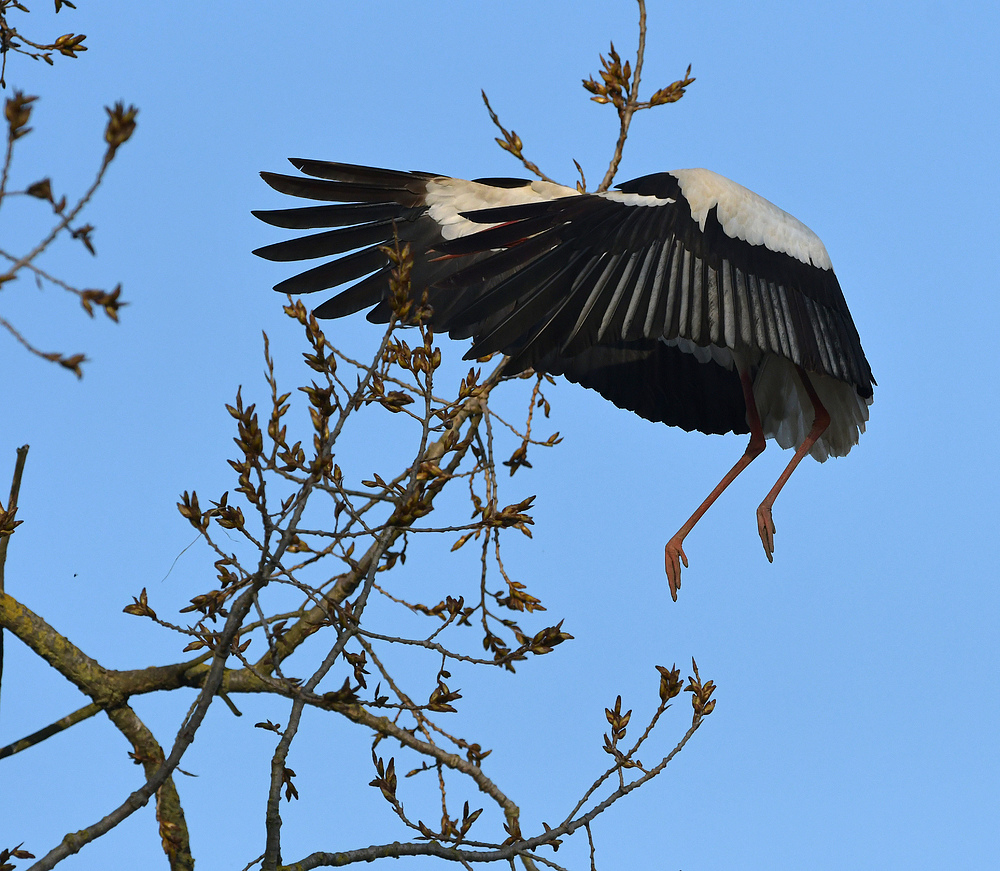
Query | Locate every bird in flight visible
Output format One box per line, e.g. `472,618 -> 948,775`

254,160 -> 874,600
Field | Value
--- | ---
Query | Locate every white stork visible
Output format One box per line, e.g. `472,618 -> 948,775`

253,160 -> 874,600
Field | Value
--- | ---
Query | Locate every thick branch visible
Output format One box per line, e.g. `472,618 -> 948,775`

0,591 -> 120,705
1,443 -> 29,725
104,704 -> 193,871
0,590 -> 193,867
26,559 -> 277,869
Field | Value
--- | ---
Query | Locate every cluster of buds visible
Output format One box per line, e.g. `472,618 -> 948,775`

4,91 -> 35,140
104,101 -> 138,156
584,48 -> 695,113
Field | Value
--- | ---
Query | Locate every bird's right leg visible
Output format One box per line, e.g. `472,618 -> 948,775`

664,367 -> 766,601
755,365 -> 831,561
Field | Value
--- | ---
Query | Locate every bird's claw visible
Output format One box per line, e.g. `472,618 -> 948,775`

756,504 -> 776,563
664,538 -> 688,602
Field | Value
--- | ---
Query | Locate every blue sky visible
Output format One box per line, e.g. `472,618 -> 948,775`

2,1 -> 998,868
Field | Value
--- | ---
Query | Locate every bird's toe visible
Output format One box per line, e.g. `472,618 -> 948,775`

664,538 -> 688,601
756,505 -> 776,563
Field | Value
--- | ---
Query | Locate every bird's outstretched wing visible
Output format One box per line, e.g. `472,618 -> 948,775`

254,160 -> 873,446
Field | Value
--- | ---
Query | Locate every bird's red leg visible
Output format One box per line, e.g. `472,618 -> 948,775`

756,366 -> 831,562
665,367 -> 766,601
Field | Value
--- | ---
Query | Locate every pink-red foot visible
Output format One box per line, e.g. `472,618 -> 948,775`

664,538 -> 689,601
756,504 -> 776,562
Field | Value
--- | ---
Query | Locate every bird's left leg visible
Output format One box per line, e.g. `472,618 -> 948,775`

756,366 -> 831,561
664,367 -> 766,601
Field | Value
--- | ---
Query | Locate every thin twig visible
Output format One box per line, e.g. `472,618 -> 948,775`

0,316 -> 85,375
0,145 -> 114,284
0,443 -> 27,588
0,701 -> 101,760
481,91 -> 559,185
262,542 -> 386,869
596,0 -> 647,192
0,116 -> 14,207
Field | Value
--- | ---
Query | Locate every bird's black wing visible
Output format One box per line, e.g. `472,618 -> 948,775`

254,163 -> 873,437
252,159 -> 459,316
435,173 -> 874,404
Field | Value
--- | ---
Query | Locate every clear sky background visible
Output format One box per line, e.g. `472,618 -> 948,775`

2,1 -> 998,869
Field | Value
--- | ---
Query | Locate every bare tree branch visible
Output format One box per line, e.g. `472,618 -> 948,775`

4,7 -> 714,869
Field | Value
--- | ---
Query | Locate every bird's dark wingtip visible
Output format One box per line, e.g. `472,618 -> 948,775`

259,171 -> 288,192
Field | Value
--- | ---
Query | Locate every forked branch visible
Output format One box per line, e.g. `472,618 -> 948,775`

482,0 -> 695,193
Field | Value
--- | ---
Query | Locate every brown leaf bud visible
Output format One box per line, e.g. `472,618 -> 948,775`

104,102 -> 138,153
